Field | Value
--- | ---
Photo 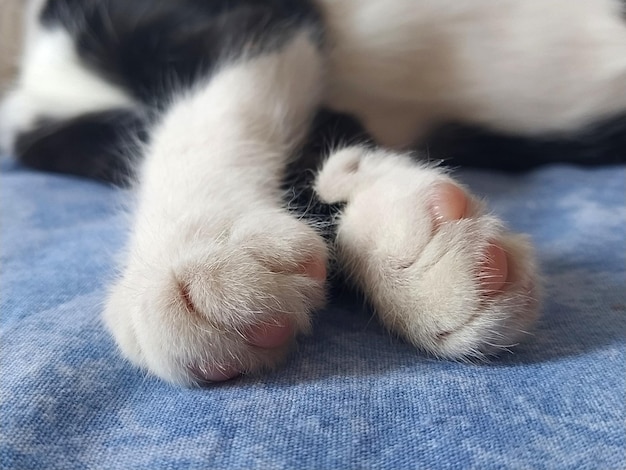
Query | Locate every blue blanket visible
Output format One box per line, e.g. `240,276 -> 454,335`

1,157 -> 624,469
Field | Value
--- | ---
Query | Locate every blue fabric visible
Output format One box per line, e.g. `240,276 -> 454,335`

1,157 -> 624,469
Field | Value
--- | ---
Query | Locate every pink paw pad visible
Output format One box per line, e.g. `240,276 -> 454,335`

245,318 -> 295,349
430,182 -> 509,294
190,319 -> 295,384
430,182 -> 468,223
478,244 -> 509,295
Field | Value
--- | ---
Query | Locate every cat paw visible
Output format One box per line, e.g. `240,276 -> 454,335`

315,147 -> 540,359
103,211 -> 327,385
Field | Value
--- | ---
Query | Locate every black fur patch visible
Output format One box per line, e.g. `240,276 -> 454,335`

40,0 -> 323,106
424,114 -> 626,171
15,109 -> 147,185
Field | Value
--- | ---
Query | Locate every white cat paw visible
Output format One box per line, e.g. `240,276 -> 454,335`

316,146 -> 540,359
103,210 -> 327,385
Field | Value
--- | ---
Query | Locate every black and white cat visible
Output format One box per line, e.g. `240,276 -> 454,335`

1,0 -> 625,385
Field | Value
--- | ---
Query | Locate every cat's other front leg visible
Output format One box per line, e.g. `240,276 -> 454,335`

104,32 -> 329,386
315,147 -> 540,359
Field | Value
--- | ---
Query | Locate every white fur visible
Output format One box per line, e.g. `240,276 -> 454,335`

317,0 -> 626,146
315,147 -> 540,358
103,33 -> 329,385
0,26 -> 135,153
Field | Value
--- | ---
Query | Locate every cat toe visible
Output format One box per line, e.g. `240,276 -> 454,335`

478,243 -> 509,295
429,182 -> 469,223
244,318 -> 295,349
429,183 -> 510,296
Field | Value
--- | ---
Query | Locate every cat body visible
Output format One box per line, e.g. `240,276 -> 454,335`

1,0 -> 624,385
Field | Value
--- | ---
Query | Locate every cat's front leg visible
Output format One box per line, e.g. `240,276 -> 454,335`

104,32 -> 328,386
315,147 -> 540,358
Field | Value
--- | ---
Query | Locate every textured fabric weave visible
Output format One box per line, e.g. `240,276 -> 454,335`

1,157 -> 624,469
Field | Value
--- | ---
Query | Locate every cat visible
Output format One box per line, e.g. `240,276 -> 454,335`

1,0 -> 624,385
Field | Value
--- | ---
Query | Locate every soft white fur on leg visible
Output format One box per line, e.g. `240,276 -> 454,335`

103,33 -> 329,386
315,147 -> 540,358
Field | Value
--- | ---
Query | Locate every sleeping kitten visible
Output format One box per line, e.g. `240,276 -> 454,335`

1,0 -> 624,385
